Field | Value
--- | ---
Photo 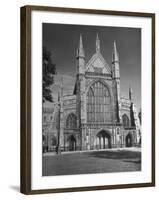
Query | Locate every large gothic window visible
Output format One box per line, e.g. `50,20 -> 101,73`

87,81 -> 111,123
122,114 -> 129,127
66,113 -> 77,129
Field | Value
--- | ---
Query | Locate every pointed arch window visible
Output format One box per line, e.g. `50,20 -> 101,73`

66,113 -> 77,129
87,81 -> 111,123
122,114 -> 129,127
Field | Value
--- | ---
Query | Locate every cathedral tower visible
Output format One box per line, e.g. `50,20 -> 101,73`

112,41 -> 121,122
76,35 -> 86,144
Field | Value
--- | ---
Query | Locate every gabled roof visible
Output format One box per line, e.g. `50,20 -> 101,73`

85,52 -> 111,74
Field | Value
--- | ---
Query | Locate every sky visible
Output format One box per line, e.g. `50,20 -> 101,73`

43,23 -> 141,110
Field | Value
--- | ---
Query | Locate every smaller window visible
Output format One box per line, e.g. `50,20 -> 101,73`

117,128 -> 120,135
66,113 -> 77,129
42,135 -> 45,142
122,114 -> 129,127
94,67 -> 103,73
43,116 -> 46,122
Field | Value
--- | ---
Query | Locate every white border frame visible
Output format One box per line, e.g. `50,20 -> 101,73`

31,10 -> 152,190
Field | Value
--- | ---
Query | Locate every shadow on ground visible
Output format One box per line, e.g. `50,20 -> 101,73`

86,150 -> 141,164
123,159 -> 141,164
9,185 -> 20,192
87,150 -> 141,159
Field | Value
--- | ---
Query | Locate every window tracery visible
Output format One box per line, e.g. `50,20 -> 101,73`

66,113 -> 77,129
87,81 -> 111,122
122,114 -> 129,127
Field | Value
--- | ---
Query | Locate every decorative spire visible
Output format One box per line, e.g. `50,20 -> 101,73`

112,40 -> 119,62
60,76 -> 63,99
57,88 -> 60,102
129,85 -> 133,101
76,34 -> 85,58
57,76 -> 63,102
96,33 -> 100,53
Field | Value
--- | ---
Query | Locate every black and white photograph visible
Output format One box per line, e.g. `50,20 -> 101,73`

42,23 -> 142,176
20,5 -> 155,194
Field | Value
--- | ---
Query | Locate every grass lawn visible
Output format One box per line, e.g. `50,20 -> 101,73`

42,149 -> 141,176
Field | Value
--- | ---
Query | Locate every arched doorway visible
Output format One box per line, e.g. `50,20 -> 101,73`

126,133 -> 133,147
97,130 -> 111,149
42,135 -> 48,153
51,136 -> 57,151
68,135 -> 76,151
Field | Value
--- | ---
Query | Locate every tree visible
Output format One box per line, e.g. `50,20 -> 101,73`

43,47 -> 56,102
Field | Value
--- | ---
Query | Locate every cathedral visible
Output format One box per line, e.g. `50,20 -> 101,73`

42,34 -> 141,153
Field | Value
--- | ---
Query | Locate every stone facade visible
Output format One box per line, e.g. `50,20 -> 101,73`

42,35 -> 141,152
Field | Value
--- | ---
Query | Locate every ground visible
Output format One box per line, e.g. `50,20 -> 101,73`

42,148 -> 141,176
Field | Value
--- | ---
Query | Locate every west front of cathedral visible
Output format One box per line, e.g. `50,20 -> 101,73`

42,34 -> 141,153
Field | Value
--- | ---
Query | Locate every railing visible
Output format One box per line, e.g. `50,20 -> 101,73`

85,72 -> 112,78
82,122 -> 122,127
123,126 -> 136,130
